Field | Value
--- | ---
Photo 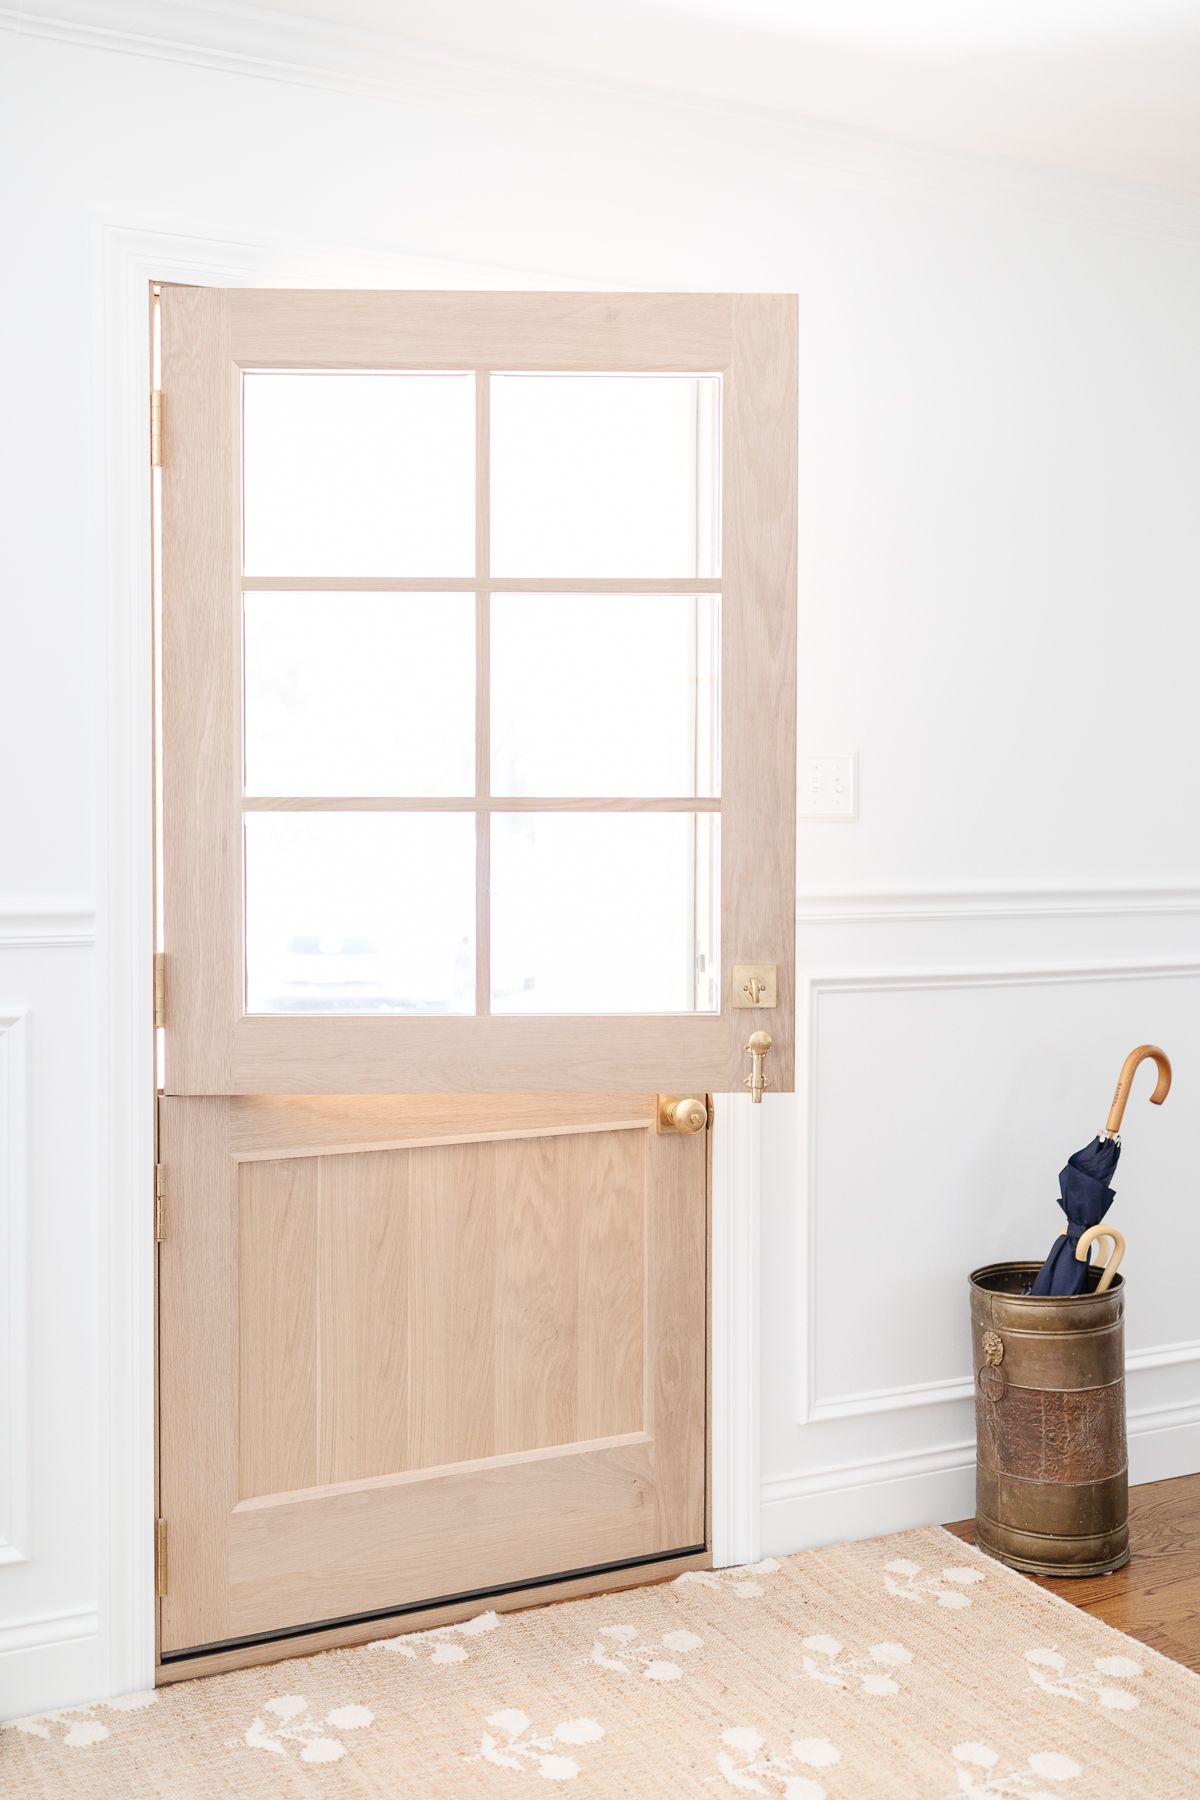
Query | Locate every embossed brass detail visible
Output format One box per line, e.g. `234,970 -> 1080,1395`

970,1259 -> 1129,1577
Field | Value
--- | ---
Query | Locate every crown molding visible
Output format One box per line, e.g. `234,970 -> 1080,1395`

6,3 -> 1200,249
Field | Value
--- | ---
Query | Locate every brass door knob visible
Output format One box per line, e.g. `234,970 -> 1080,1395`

657,1096 -> 708,1135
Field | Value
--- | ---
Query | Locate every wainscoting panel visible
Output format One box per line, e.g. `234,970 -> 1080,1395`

0,1009 -> 29,1568
761,887 -> 1200,1557
0,927 -> 99,1719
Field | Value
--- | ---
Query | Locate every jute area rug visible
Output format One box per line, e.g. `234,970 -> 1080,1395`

4,1525 -> 1199,1799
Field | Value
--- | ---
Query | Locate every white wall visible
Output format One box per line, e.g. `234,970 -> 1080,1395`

3,16 -> 1200,1717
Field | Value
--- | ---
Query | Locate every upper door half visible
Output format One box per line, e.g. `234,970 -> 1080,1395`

160,289 -> 797,1095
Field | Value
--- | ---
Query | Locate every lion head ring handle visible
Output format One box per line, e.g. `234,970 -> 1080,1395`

1075,1225 -> 1126,1294
1104,1044 -> 1171,1140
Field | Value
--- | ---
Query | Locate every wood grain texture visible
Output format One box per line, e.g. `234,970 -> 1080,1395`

238,1157 -> 322,1499
235,1127 -> 645,1499
226,1092 -> 657,1159
409,1141 -> 498,1471
228,290 -> 735,372
318,1151 -> 410,1485
160,286 -> 240,1093
160,1096 -> 705,1655
720,295 -> 798,1094
228,1437 -> 660,1635
946,1471 -> 1200,1673
232,1013 -> 731,1095
158,1098 -> 238,1654
155,1548 -> 713,1683
647,1125 -> 708,1548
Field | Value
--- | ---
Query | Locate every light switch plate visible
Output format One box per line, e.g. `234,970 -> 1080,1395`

798,753 -> 856,822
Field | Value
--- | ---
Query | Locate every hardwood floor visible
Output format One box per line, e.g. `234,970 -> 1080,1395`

945,1473 -> 1200,1672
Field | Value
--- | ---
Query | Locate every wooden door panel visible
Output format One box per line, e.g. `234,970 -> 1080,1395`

236,1132 -> 644,1498
159,1095 -> 706,1658
227,1438 -> 658,1637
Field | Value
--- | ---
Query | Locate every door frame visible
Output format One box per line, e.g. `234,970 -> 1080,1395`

97,221 -> 766,1698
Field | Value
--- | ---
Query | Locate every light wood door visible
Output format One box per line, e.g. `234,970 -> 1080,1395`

155,286 -> 795,1672
158,1094 -> 706,1665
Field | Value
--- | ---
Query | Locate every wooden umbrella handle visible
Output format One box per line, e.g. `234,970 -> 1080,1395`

1105,1044 -> 1171,1138
1076,1225 -> 1125,1293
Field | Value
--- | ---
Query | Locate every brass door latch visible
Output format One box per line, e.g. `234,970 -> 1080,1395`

744,1032 -> 771,1104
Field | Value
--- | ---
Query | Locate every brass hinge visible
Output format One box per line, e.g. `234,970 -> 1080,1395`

154,953 -> 166,1029
155,1166 -> 166,1242
155,1518 -> 168,1597
150,389 -> 162,467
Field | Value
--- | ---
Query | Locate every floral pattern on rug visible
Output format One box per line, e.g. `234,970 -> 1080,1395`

465,1709 -> 605,1781
1024,1648 -> 1144,1709
949,1741 -> 1083,1797
716,1725 -> 842,1797
4,1527 -> 1198,1799
589,1621 -> 705,1682
369,1607 -> 502,1664
676,1557 -> 782,1599
800,1634 -> 913,1695
1,1690 -> 157,1746
883,1558 -> 988,1608
243,1694 -> 374,1762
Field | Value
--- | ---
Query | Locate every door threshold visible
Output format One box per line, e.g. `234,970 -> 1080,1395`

159,1544 -> 708,1672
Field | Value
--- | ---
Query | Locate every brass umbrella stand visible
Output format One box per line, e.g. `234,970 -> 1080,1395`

968,1046 -> 1170,1578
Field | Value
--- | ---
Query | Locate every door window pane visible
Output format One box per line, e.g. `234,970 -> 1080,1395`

244,593 -> 475,797
243,373 -> 476,576
490,812 -> 718,1013
491,594 -> 719,798
246,813 -> 476,1014
490,375 -> 720,578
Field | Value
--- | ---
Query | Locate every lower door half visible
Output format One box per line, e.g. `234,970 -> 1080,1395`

157,1094 -> 708,1664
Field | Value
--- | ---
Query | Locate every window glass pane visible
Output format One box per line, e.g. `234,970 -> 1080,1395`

244,593 -> 475,797
491,593 -> 718,798
246,813 -> 475,1014
490,375 -> 720,578
490,812 -> 719,1013
243,373 -> 475,576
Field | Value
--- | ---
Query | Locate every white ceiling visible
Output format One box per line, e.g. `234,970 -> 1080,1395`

20,0 -> 1200,191
213,0 -> 1200,190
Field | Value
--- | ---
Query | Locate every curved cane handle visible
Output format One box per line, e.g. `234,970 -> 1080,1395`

1105,1044 -> 1171,1138
1075,1225 -> 1125,1293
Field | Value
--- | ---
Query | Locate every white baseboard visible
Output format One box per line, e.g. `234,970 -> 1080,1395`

0,1615 -> 102,1724
762,1395 -> 1200,1557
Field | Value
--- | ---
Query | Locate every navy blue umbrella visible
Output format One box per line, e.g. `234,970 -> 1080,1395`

1030,1045 -> 1171,1298
1030,1135 -> 1120,1296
